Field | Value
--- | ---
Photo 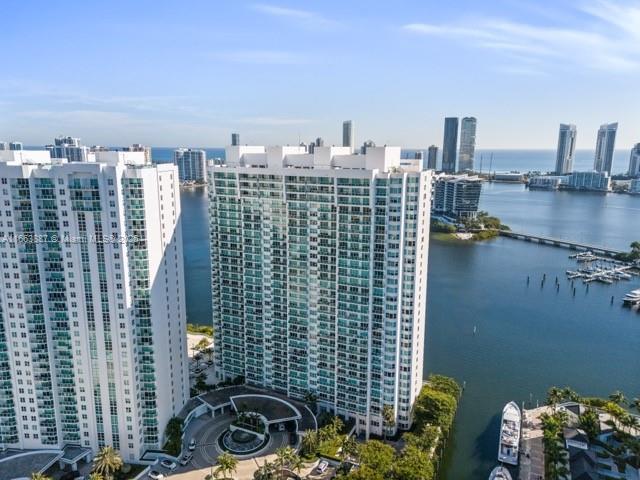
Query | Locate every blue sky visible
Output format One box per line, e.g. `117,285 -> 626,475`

1,0 -> 638,149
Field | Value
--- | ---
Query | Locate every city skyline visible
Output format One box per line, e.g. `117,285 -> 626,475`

1,0 -> 639,149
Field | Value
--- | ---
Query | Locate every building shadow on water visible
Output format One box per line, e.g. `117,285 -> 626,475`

469,412 -> 502,479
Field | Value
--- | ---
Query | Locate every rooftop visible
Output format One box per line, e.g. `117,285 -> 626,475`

0,449 -> 63,480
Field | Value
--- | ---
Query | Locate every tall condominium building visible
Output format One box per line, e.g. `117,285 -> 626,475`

174,148 -> 207,183
342,120 -> 354,150
458,117 -> 477,172
432,174 -> 482,219
555,124 -> 577,175
46,136 -> 91,163
442,117 -> 459,173
0,149 -> 188,462
427,145 -> 438,170
209,145 -> 431,437
594,122 -> 618,174
123,144 -> 152,164
231,133 -> 240,147
628,144 -> 640,177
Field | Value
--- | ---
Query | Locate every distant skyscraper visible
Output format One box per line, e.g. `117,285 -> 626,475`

342,120 -> 353,149
0,141 -> 8,151
427,145 -> 438,170
458,117 -> 477,172
9,142 -> 23,151
594,122 -> 618,174
46,136 -> 90,162
361,139 -> 375,154
231,133 -> 240,146
174,148 -> 207,183
315,137 -> 325,147
629,144 -> 640,177
555,124 -> 577,174
442,117 -> 459,173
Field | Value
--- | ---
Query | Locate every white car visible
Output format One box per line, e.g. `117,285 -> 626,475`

317,460 -> 329,473
148,471 -> 164,480
188,438 -> 197,451
179,453 -> 193,466
160,459 -> 177,470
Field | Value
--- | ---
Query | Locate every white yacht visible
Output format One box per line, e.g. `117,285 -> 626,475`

622,289 -> 640,305
498,401 -> 521,466
489,465 -> 513,480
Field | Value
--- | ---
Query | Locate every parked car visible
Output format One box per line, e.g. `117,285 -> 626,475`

160,459 -> 177,470
317,460 -> 329,473
188,438 -> 197,451
179,453 -> 193,466
148,471 -> 164,480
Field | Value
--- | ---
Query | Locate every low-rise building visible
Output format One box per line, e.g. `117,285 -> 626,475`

629,178 -> 640,195
432,174 -> 482,219
529,176 -> 565,190
564,171 -> 611,192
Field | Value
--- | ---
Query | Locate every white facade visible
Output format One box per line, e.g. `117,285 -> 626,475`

565,171 -> 611,191
209,145 -> 431,437
0,149 -> 189,462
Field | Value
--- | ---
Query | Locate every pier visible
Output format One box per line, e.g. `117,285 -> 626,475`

499,230 -> 624,257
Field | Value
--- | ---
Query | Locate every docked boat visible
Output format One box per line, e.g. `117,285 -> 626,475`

498,401 -> 521,466
489,465 -> 513,480
622,289 -> 640,305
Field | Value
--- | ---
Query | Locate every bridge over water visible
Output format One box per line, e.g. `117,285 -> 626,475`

498,230 -> 624,257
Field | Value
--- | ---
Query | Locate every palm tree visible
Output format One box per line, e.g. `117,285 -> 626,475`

31,474 -> 52,480
253,460 -> 276,480
288,453 -> 305,475
547,386 -> 563,409
274,446 -> 295,479
215,452 -> 238,480
609,390 -> 627,406
340,435 -> 358,462
88,474 -> 105,480
300,429 -> 319,457
382,404 -> 396,440
631,397 -> 640,413
92,446 -> 123,480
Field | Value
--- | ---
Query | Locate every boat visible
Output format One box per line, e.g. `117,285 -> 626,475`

498,401 -> 521,466
489,465 -> 513,480
622,289 -> 640,305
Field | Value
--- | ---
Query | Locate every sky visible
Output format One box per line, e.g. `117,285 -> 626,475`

0,0 -> 639,150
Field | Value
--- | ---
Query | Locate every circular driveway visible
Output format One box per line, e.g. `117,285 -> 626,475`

190,412 -> 292,470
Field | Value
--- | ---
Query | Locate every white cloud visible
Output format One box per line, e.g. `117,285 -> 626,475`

252,3 -> 338,28
402,0 -> 640,73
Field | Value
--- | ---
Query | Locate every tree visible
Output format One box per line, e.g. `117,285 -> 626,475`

382,404 -> 396,440
357,440 -> 395,475
609,391 -> 627,406
300,429 -> 319,457
413,387 -> 457,433
632,397 -> 640,413
253,460 -> 276,480
88,474 -> 104,480
546,386 -> 563,409
92,446 -> 123,480
31,474 -> 52,480
214,453 -> 238,480
394,444 -> 434,480
342,465 -> 385,480
164,416 -> 184,456
427,374 -> 461,399
303,391 -> 318,412
340,435 -> 358,461
195,371 -> 208,393
579,408 -> 601,441
403,426 -> 439,452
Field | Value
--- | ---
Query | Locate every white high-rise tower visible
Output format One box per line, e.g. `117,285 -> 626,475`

209,144 -> 431,437
555,124 -> 577,174
458,117 -> 477,172
0,148 -> 189,462
594,122 -> 618,174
